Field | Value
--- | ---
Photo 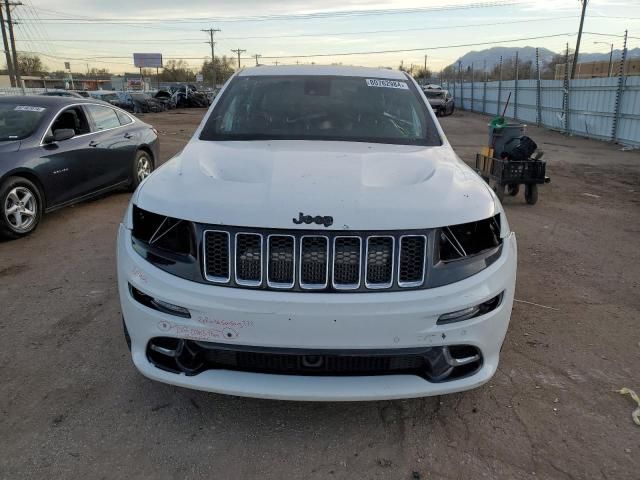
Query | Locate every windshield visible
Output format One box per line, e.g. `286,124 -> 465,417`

425,91 -> 445,99
0,104 -> 46,141
200,75 -> 441,146
100,93 -> 119,101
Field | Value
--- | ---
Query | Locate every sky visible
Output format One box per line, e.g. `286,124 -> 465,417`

9,0 -> 640,74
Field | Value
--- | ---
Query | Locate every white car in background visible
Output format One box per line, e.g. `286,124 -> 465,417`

117,65 -> 517,401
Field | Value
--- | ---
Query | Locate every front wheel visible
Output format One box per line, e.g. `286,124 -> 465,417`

0,176 -> 43,239
129,150 -> 154,191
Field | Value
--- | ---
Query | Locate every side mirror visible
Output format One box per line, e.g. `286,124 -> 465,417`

53,128 -> 75,142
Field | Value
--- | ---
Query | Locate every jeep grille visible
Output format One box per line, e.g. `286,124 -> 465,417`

203,229 -> 431,292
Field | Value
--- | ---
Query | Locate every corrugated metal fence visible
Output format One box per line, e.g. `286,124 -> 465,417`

442,76 -> 640,147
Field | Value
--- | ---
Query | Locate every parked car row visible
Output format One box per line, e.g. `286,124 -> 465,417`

39,86 -> 214,115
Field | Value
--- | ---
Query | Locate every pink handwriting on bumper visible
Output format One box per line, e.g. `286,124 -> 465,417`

197,315 -> 253,329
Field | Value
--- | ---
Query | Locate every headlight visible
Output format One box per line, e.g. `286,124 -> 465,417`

132,205 -> 195,257
438,215 -> 501,262
428,215 -> 503,288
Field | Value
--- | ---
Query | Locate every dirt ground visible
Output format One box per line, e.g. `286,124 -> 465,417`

1,108 -> 639,480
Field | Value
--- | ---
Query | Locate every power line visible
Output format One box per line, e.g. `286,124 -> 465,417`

585,31 -> 640,41
34,1 -> 530,24
17,15 -> 580,44
22,32 -> 577,64
252,32 -> 577,59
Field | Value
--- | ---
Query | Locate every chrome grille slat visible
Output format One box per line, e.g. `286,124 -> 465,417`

267,234 -> 295,288
299,236 -> 329,289
365,236 -> 395,289
398,235 -> 427,287
235,233 -> 263,286
203,230 -> 231,283
332,236 -> 362,289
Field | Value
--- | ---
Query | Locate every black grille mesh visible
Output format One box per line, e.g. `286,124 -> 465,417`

300,236 -> 328,286
334,237 -> 361,286
366,237 -> 393,285
232,351 -> 424,374
236,234 -> 262,282
268,236 -> 295,285
204,231 -> 229,280
399,236 -> 426,284
202,229 -> 435,291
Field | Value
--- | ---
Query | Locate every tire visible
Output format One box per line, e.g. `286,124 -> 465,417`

507,184 -> 520,196
525,184 -> 538,205
449,104 -> 455,115
494,182 -> 505,202
129,150 -> 154,191
0,176 -> 43,239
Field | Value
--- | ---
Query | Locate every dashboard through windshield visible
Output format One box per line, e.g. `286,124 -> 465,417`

200,75 -> 441,146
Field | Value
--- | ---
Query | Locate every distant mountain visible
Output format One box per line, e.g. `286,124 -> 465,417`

449,46 -> 555,69
446,46 -> 640,69
578,47 -> 640,62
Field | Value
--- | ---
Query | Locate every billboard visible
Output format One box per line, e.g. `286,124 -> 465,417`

133,53 -> 163,68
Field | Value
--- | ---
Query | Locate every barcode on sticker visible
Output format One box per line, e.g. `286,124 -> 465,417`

365,79 -> 408,90
14,105 -> 46,112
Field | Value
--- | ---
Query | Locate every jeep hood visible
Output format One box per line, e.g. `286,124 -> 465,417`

135,140 -> 496,230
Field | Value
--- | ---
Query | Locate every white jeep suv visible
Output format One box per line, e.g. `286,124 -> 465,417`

117,65 -> 517,401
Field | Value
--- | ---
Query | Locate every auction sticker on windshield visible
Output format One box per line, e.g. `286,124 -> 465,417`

365,79 -> 409,90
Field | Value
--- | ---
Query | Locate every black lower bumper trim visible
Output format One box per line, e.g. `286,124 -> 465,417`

146,338 -> 483,382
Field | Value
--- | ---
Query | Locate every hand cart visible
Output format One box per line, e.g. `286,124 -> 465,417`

475,154 -> 550,205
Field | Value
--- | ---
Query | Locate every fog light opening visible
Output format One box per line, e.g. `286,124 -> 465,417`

437,292 -> 503,325
129,284 -> 191,318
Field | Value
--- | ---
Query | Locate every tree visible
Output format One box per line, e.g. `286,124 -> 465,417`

412,67 -> 432,83
200,55 -> 235,85
87,67 -> 110,76
542,52 -> 574,80
16,54 -> 47,76
158,59 -> 195,82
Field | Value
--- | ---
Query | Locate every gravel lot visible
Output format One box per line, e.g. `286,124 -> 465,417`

1,108 -> 638,480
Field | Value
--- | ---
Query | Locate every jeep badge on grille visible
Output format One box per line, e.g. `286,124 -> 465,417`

293,212 -> 334,227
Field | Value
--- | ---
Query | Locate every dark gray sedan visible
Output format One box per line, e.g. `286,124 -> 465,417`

0,96 -> 159,239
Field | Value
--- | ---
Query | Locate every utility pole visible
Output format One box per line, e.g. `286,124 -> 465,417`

202,27 -> 220,88
571,0 -> 588,79
254,54 -> 261,66
231,48 -> 246,70
0,4 -> 15,86
424,54 -> 427,73
5,0 -> 21,89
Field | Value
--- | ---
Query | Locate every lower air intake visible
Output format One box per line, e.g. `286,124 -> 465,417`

146,338 -> 483,382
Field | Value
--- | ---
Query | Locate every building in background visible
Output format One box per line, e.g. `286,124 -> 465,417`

555,58 -> 640,79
